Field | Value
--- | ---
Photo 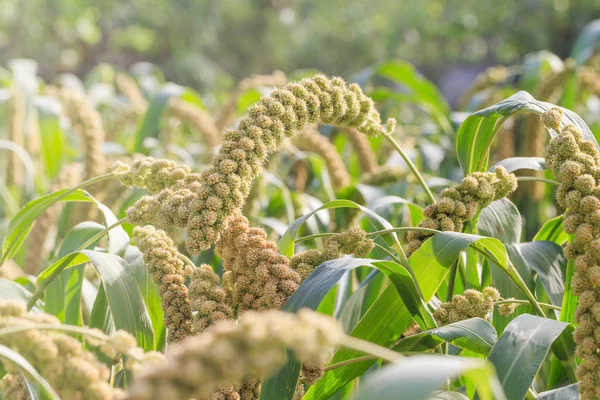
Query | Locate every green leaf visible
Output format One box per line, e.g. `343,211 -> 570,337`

277,199 -> 401,257
0,344 -> 61,400
132,87 -> 179,152
534,216 -> 567,246
353,355 -> 505,400
521,51 -> 564,93
44,222 -> 104,325
487,314 -> 570,400
456,91 -> 594,175
82,250 -> 155,350
373,60 -> 452,132
306,232 -> 510,400
0,189 -> 94,264
37,106 -> 65,180
260,258 -> 436,400
90,285 -> 113,334
0,278 -> 43,311
123,245 -> 165,349
491,157 -> 545,173
393,318 -> 497,356
517,241 -> 566,308
570,19 -> 600,65
538,383 -> 579,399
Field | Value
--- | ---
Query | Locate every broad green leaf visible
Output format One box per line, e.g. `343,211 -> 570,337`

570,19 -> 600,65
373,60 -> 452,132
37,249 -> 154,350
521,51 -> 564,93
45,222 -> 103,325
90,285 -> 113,334
0,188 -> 94,264
0,278 -> 43,311
260,258 -> 436,400
491,157 -> 545,173
517,241 -> 566,308
534,216 -> 567,245
306,232 -> 510,400
393,318 -> 497,356
123,245 -> 165,349
338,271 -> 384,333
277,199 -> 402,258
82,250 -> 155,350
477,199 -> 522,245
487,314 -> 570,400
369,195 -> 424,227
538,383 -> 579,399
0,344 -> 61,399
353,355 -> 505,400
456,91 -> 594,175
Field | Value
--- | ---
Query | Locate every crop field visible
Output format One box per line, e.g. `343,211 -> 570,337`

2,7 -> 600,400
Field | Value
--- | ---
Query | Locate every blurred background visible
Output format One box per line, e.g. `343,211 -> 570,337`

3,0 -> 600,104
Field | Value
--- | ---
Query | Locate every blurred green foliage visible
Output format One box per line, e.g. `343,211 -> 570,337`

2,0 -> 600,90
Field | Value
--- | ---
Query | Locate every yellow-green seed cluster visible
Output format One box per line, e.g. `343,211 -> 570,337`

433,287 -> 500,326
542,108 -> 600,399
5,89 -> 25,188
126,75 -> 387,255
167,97 -> 221,148
0,374 -> 28,400
215,70 -> 287,132
361,165 -> 406,186
290,227 -> 374,280
59,88 -> 107,183
216,215 -> 301,311
0,301 -> 121,400
189,264 -> 234,333
497,299 -> 519,316
343,127 -> 378,173
133,225 -> 193,342
293,129 -> 351,191
126,309 -> 344,400
406,166 -> 518,255
113,157 -> 192,194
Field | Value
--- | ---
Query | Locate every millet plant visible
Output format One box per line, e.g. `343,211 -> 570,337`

3,24 -> 600,398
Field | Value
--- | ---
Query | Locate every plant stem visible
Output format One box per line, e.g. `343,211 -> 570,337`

382,131 -> 436,203
495,299 -> 561,311
367,227 -> 441,239
372,242 -> 402,264
446,261 -> 459,302
178,253 -> 197,275
472,247 -> 546,318
517,176 -> 559,186
26,217 -> 128,311
0,323 -> 108,341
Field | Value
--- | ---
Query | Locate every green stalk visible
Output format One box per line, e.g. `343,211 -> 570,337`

494,299 -> 561,311
446,261 -> 459,302
517,176 -> 559,186
26,217 -> 128,310
381,130 -> 436,203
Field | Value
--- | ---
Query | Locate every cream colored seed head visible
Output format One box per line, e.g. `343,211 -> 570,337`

126,75 -> 385,254
133,225 -> 193,342
125,309 -> 344,400
216,215 -> 301,311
